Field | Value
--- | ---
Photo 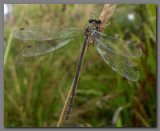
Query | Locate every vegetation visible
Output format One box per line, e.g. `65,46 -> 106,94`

4,4 -> 156,127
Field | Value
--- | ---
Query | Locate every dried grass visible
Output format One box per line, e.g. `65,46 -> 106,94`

99,4 -> 117,32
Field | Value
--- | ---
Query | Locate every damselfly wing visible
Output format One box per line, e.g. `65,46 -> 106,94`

14,27 -> 142,80
14,28 -> 83,57
93,31 -> 142,58
93,31 -> 142,81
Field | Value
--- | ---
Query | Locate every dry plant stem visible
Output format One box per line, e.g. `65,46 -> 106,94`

57,80 -> 74,127
57,43 -> 88,127
57,4 -> 117,127
99,4 -> 117,32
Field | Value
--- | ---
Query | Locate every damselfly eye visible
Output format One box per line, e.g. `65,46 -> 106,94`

96,19 -> 101,24
88,19 -> 94,23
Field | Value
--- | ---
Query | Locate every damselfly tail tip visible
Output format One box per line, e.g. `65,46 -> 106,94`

64,115 -> 69,121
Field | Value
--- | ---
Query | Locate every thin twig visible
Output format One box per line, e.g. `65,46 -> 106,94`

57,80 -> 74,127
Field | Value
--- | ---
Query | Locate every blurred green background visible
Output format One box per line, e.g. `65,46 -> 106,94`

4,4 -> 156,127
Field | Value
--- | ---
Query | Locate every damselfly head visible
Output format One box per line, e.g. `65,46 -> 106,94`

88,18 -> 101,25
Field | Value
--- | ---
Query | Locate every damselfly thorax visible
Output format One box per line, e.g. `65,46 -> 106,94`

84,18 -> 102,47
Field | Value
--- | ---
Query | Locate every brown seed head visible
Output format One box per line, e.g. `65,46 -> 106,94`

99,4 -> 117,32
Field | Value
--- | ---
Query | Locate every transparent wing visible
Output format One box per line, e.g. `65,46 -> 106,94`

95,39 -> 139,81
94,31 -> 142,58
22,36 -> 79,57
14,28 -> 83,57
14,27 -> 83,41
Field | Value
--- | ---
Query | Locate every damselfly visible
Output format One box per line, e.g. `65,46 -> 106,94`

14,18 -> 142,121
